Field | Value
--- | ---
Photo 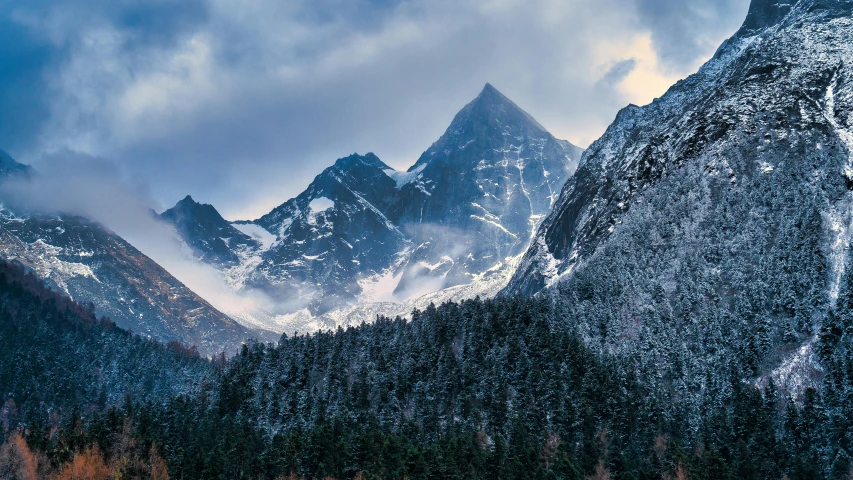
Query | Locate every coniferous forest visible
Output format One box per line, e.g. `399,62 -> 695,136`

2,256 -> 853,479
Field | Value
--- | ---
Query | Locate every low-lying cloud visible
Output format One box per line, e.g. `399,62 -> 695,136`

0,150 -> 280,328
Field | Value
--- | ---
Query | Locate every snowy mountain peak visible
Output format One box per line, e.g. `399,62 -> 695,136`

507,0 -> 853,302
410,83 -> 552,172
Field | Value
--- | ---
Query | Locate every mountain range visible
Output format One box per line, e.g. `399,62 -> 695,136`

0,0 -> 848,396
161,83 -> 582,331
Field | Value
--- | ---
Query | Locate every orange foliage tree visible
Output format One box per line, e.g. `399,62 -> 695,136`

52,445 -> 113,480
0,432 -> 43,480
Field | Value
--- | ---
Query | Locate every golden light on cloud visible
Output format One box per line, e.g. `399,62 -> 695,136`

597,33 -> 686,107
615,34 -> 684,105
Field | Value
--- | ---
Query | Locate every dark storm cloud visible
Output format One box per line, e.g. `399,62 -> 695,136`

598,59 -> 639,87
0,0 -> 750,220
634,0 -> 749,71
0,0 -> 209,150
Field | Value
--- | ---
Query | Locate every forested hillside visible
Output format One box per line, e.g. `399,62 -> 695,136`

3,251 -> 853,478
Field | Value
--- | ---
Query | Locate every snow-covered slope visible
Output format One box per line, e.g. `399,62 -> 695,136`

163,85 -> 582,330
504,0 -> 853,400
508,0 -> 853,295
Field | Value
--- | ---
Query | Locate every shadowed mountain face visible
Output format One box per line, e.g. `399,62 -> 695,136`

504,0 -> 853,403
0,155 -> 272,356
162,195 -> 261,267
162,85 -> 582,324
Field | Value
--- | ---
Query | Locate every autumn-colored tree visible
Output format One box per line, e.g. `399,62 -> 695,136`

149,445 -> 169,480
0,432 -> 42,480
52,445 -> 113,480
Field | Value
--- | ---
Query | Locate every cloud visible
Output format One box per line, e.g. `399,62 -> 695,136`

598,59 -> 639,88
0,0 -> 749,221
633,0 -> 749,72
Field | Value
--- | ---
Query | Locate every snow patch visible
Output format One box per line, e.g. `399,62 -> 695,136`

384,164 -> 426,188
757,336 -> 822,402
358,269 -> 405,303
232,223 -> 277,251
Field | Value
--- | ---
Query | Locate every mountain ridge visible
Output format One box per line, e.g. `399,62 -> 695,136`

0,155 -> 273,355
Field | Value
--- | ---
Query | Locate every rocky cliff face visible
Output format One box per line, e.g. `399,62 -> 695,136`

163,85 -> 582,327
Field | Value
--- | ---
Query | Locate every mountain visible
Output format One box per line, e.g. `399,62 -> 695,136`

163,85 -> 582,327
508,0 -> 853,296
506,0 -> 853,398
161,195 -> 262,267
0,155 -> 272,355
389,83 -> 583,294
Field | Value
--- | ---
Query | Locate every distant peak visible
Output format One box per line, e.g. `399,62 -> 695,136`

162,194 -> 227,223
179,195 -> 198,205
332,152 -> 389,171
168,195 -> 211,213
0,149 -> 34,178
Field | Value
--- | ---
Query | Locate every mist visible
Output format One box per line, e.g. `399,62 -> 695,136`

0,150 -> 280,330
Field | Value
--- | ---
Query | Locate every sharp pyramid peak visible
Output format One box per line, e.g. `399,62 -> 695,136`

473,82 -> 515,106
463,82 -> 548,133
408,84 -> 555,172
477,82 -> 501,98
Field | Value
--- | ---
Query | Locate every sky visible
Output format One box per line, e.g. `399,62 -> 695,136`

0,0 -> 750,220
